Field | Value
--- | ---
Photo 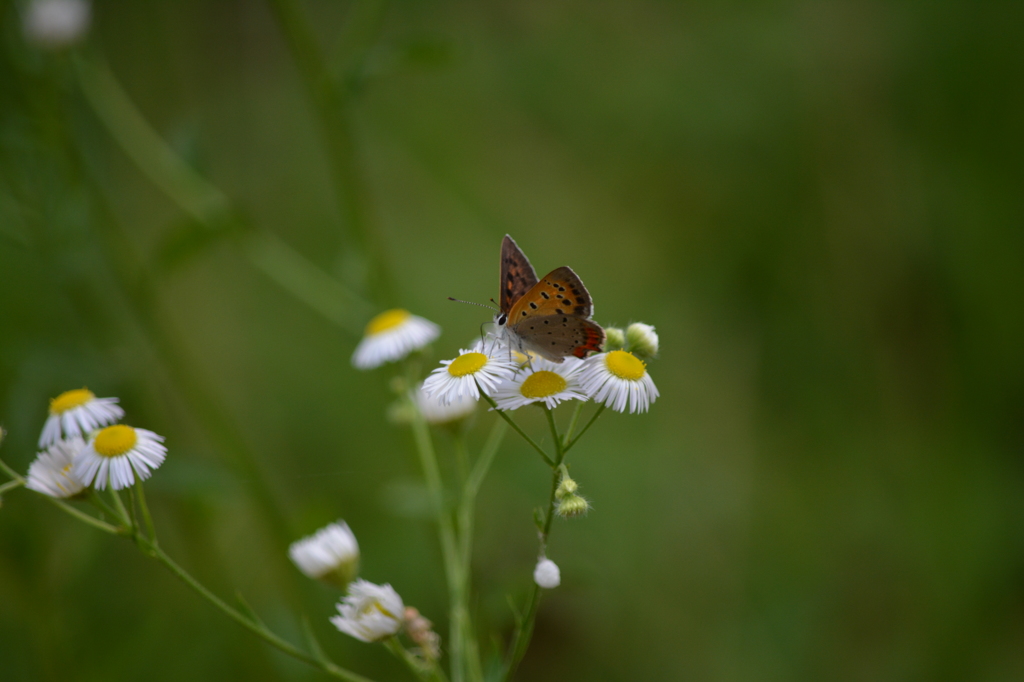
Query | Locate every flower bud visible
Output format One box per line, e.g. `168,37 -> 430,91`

533,558 -> 561,589
288,521 -> 360,589
602,327 -> 625,352
404,607 -> 441,660
555,493 -> 590,518
331,580 -> 406,642
625,322 -> 659,360
555,476 -> 578,499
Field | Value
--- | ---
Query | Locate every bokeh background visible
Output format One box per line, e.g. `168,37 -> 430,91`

2,1 -> 1023,680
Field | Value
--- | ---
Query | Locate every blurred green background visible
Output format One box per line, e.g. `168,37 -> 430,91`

2,1 -> 1023,680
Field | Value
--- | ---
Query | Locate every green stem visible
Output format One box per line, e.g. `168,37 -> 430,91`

0,479 -> 23,495
109,488 -> 132,529
146,540 -> 376,682
480,395 -> 554,467
502,467 -> 561,682
544,407 -> 565,467
134,476 -> 159,546
50,498 -> 124,535
562,402 -> 585,448
408,395 -> 464,682
0,454 -> 21,481
383,637 -> 444,682
266,0 -> 393,302
562,405 -> 606,454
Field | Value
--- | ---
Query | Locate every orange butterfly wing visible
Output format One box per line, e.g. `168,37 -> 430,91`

508,267 -> 605,361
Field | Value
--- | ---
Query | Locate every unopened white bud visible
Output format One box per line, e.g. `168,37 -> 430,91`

625,322 -> 658,360
533,557 -> 561,589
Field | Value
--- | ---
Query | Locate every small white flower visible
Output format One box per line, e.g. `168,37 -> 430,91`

40,388 -> 124,448
23,0 -> 90,48
533,558 -> 561,589
289,521 -> 360,587
25,437 -> 87,499
491,357 -> 588,411
331,579 -> 406,642
423,349 -> 517,406
415,382 -> 477,424
580,350 -> 659,414
72,425 -> 167,491
625,322 -> 659,360
352,309 -> 440,370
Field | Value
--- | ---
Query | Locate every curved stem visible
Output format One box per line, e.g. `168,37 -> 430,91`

408,395 -> 464,681
562,405 -> 606,454
479,395 -> 554,467
146,539 -> 376,682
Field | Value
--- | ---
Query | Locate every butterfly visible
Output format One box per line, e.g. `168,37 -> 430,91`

493,235 -> 605,363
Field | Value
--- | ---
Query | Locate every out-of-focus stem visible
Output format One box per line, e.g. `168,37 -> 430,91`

266,0 -> 393,303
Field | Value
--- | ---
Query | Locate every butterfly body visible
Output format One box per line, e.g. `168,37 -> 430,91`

494,235 -> 605,363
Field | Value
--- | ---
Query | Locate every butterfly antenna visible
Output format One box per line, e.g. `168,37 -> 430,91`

448,297 -> 499,313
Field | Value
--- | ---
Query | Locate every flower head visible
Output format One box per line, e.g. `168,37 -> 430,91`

352,309 -> 440,370
580,350 -> 659,414
533,558 -> 561,589
23,0 -> 90,49
415,382 -> 477,425
423,349 -> 517,406
289,521 -> 360,588
331,579 -> 406,642
25,437 -> 87,499
72,424 -> 167,490
624,322 -> 659,360
555,471 -> 590,518
490,357 -> 588,411
40,388 -> 124,448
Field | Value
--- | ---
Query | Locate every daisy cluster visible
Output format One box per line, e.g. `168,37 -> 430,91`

419,324 -> 660,417
25,388 -> 167,497
347,306 -> 660,418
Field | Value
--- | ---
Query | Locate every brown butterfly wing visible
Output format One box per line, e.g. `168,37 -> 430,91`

511,316 -> 606,362
500,235 -> 539,314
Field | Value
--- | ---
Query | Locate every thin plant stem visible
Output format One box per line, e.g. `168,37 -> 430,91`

383,637 -> 448,682
266,0 -> 393,302
0,454 -> 21,481
480,394 -> 554,467
544,407 -> 565,466
134,476 -> 159,546
50,498 -> 124,535
408,396 -> 465,682
108,487 -> 132,530
145,539 -> 376,682
562,404 -> 606,454
0,479 -> 23,495
562,402 -> 585,448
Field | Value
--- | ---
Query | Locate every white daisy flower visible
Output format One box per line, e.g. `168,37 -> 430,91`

351,309 -> 440,370
490,357 -> 588,411
40,388 -> 124,448
72,424 -> 167,490
580,350 -> 659,414
415,382 -> 477,424
330,579 -> 406,642
23,0 -> 90,49
25,436 -> 87,499
533,558 -> 561,589
289,521 -> 360,588
423,348 -> 517,406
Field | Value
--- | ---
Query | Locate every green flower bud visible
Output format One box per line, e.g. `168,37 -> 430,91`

624,322 -> 658,360
603,327 -> 625,352
556,493 -> 590,518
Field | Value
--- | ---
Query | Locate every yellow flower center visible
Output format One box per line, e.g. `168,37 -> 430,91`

365,309 -> 410,336
93,425 -> 137,458
448,352 -> 487,377
520,371 -> 567,398
605,350 -> 646,381
49,388 -> 95,415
